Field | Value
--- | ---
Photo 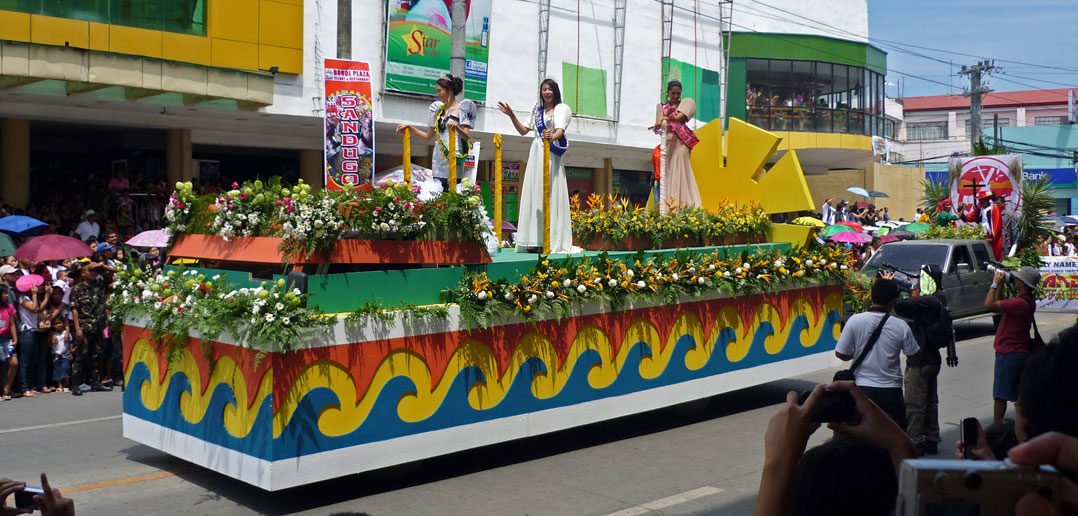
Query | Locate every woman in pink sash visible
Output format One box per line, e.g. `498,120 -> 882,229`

651,80 -> 702,209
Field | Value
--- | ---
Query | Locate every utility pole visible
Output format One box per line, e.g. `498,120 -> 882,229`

337,0 -> 351,59
450,0 -> 466,82
959,60 -> 998,148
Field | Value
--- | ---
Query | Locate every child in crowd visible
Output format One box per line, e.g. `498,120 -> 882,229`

50,318 -> 71,393
0,289 -> 17,401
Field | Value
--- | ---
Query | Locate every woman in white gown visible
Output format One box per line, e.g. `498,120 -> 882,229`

497,79 -> 573,253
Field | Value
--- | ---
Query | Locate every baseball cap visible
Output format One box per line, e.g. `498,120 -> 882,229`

0,265 -> 16,276
96,242 -> 113,253
84,209 -> 96,217
977,190 -> 994,200
1011,266 -> 1041,291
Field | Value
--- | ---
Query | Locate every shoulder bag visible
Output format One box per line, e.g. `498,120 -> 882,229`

834,313 -> 891,382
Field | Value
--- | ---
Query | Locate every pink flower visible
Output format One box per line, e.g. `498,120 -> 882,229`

177,202 -> 185,209
232,182 -> 239,189
374,207 -> 382,213
240,193 -> 248,200
225,196 -> 232,201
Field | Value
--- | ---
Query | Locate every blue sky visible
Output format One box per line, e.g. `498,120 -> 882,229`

868,1 -> 1078,98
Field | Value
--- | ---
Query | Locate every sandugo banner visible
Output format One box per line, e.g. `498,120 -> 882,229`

1038,256 -> 1078,313
324,59 -> 375,190
385,0 -> 492,101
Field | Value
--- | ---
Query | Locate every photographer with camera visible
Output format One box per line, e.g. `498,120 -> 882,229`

0,473 -> 74,516
888,265 -> 957,456
834,275 -> 922,429
755,381 -> 917,516
984,266 -> 1040,439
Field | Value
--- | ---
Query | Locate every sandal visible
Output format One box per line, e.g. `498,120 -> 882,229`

22,391 -> 36,397
3,395 -> 11,400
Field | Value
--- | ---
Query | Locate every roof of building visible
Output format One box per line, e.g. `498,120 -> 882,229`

901,88 -> 1076,112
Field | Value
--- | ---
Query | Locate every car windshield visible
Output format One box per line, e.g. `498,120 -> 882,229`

863,244 -> 949,276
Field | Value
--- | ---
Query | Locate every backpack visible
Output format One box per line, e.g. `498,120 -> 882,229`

925,295 -> 954,350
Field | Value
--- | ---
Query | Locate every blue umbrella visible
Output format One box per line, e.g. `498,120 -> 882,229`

0,215 -> 47,235
846,187 -> 871,198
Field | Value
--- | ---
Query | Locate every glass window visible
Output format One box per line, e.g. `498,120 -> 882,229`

950,246 -> 973,273
907,122 -> 948,141
1035,116 -> 1067,126
743,58 -> 883,135
4,0 -> 205,35
972,244 -> 991,270
965,117 -> 1009,135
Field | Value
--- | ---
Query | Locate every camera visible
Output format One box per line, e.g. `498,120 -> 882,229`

14,486 -> 43,510
896,459 -> 1062,516
985,261 -> 1013,282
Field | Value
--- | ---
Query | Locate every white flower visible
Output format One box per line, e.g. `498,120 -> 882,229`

723,271 -> 731,278
607,279 -> 617,288
840,265 -> 848,270
153,302 -> 162,310
275,303 -> 284,310
742,263 -> 751,269
282,316 -> 291,325
820,259 -> 828,266
477,291 -> 488,300
576,284 -> 587,294
757,274 -> 765,279
805,260 -> 814,267
708,264 -> 716,271
504,292 -> 514,301
265,313 -> 275,322
142,289 -> 153,299
734,267 -> 742,274
562,279 -> 572,288
212,275 -> 221,281
379,222 -> 391,231
773,260 -> 784,268
251,306 -> 260,315
636,280 -> 646,288
527,294 -> 538,304
671,273 -> 679,281
697,277 -> 706,284
292,288 -> 301,296
545,291 -> 555,299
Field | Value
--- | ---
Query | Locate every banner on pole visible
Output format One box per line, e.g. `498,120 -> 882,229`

385,0 -> 492,101
324,59 -> 374,190
1038,257 -> 1078,313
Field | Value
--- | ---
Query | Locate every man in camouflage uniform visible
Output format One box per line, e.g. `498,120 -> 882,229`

69,263 -> 111,395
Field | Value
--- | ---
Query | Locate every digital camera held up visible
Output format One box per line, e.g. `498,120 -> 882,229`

896,459 -> 1062,516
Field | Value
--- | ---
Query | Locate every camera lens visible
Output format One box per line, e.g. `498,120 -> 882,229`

963,471 -> 982,490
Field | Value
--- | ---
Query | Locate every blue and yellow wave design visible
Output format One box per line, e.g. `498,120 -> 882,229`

125,291 -> 842,461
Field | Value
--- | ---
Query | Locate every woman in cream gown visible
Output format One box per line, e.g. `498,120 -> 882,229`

497,79 -> 573,253
652,80 -> 702,210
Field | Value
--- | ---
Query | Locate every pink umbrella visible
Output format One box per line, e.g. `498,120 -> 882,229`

829,232 -> 872,244
125,229 -> 171,248
878,235 -> 900,245
15,235 -> 94,262
15,274 -> 44,293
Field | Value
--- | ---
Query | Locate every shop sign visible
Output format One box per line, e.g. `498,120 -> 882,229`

1023,168 -> 1078,189
324,59 -> 375,189
385,0 -> 492,101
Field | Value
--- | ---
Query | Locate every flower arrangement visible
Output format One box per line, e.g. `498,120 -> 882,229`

110,266 -> 329,353
570,194 -> 770,249
921,223 -> 987,241
278,185 -> 345,258
163,181 -> 197,236
423,178 -> 492,243
345,180 -> 428,238
454,244 -> 853,328
211,180 -> 281,240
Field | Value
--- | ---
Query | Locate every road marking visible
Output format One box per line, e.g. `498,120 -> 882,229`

603,486 -> 724,516
0,415 -> 121,435
61,468 -> 198,494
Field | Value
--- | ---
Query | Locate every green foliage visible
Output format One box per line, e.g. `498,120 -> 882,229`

920,177 -> 951,215
1017,176 -> 1054,249
971,137 -> 1010,156
922,223 -> 986,241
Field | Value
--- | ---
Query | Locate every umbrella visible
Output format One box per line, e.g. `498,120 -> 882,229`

837,221 -> 864,232
829,232 -> 872,244
792,216 -> 826,227
847,187 -> 871,198
889,229 -> 916,240
501,221 -> 517,232
0,233 -> 15,256
822,224 -> 855,238
904,223 -> 931,234
15,274 -> 44,293
15,235 -> 94,262
1063,216 -> 1078,226
878,235 -> 901,244
126,229 -> 171,248
877,226 -> 891,236
0,215 -> 47,235
868,190 -> 889,198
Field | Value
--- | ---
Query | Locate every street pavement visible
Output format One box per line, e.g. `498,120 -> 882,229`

3,312 -> 1075,515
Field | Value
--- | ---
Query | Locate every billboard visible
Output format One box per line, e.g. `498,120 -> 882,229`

385,0 -> 492,101
324,59 -> 375,190
948,154 -> 1024,221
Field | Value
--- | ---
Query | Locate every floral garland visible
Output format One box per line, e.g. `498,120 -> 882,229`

110,266 -> 330,354
571,194 -> 770,247
278,184 -> 345,258
454,245 -> 854,328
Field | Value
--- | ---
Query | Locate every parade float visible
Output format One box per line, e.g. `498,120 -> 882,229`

118,116 -> 851,491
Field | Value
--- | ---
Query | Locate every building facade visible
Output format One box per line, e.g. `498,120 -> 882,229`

0,0 -> 899,222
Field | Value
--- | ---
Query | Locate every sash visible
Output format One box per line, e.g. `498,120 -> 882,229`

535,105 -> 568,156
435,104 -> 470,164
663,102 -> 699,149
